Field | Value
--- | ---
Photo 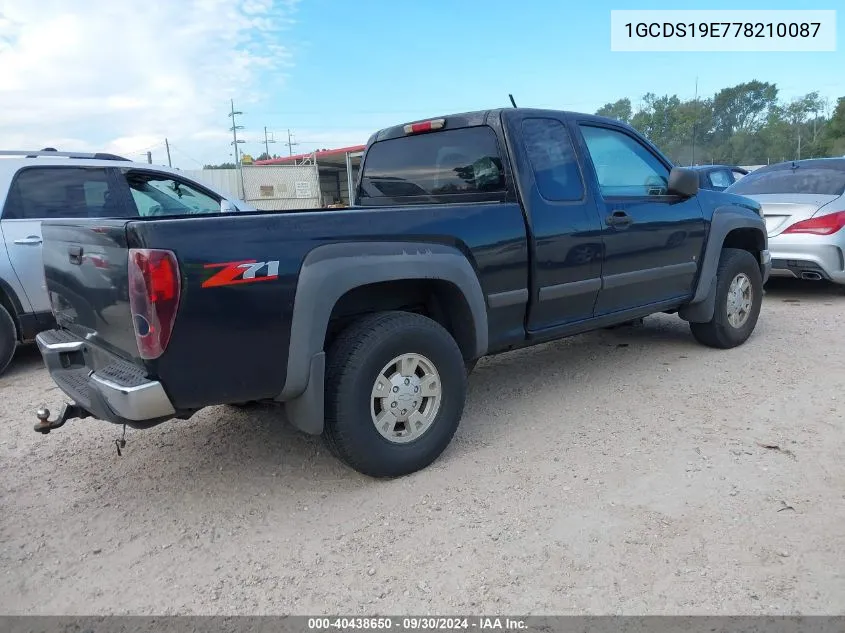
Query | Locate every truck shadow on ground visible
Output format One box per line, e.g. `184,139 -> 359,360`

95,315 -> 703,497
36,282 -> 833,505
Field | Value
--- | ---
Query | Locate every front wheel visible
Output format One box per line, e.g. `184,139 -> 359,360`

689,248 -> 763,349
324,311 -> 467,478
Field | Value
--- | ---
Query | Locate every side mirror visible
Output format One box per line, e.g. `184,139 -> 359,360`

219,199 -> 237,213
668,167 -> 699,197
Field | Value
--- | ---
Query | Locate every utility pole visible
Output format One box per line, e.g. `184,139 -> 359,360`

146,151 -> 152,164
228,99 -> 246,200
263,126 -> 277,157
165,138 -> 172,167
285,129 -> 298,157
228,99 -> 245,165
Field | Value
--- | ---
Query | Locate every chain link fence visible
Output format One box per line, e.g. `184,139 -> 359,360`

182,165 -> 323,210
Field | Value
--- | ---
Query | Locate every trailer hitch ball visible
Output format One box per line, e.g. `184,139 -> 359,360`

33,403 -> 89,434
34,407 -> 53,434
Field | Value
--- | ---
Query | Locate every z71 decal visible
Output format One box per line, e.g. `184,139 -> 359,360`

202,260 -> 280,288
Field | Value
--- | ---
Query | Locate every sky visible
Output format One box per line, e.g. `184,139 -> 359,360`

0,0 -> 842,168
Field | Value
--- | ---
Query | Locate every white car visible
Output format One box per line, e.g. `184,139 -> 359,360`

726,158 -> 845,285
0,149 -> 254,374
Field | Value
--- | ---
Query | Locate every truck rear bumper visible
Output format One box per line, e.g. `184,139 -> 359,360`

36,330 -> 176,428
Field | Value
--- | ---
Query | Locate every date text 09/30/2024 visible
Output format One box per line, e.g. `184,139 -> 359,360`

308,617 -> 527,630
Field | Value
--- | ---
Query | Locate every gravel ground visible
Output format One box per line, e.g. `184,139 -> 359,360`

1,279 -> 843,615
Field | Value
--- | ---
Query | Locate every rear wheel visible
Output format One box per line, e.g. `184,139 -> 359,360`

690,248 -> 762,349
0,305 -> 17,376
324,311 -> 467,478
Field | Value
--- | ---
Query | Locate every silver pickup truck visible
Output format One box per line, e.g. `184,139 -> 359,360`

0,149 -> 253,375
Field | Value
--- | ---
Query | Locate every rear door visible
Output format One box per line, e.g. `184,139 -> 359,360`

572,121 -> 706,315
503,112 -> 603,331
0,166 -> 132,318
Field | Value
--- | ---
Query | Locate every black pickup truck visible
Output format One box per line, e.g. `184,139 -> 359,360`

34,108 -> 771,477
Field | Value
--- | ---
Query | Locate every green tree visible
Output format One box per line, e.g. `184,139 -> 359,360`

595,98 -> 633,124
711,80 -> 779,139
821,97 -> 845,156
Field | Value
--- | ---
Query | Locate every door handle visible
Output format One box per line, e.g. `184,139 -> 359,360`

68,245 -> 83,265
606,211 -> 632,227
13,236 -> 42,245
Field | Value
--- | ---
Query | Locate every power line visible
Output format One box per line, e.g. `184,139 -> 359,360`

167,144 -> 204,168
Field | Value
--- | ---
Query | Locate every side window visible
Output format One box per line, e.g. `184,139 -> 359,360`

122,171 -> 221,216
708,170 -> 733,189
1,167 -> 127,220
578,125 -> 670,197
521,118 -> 584,201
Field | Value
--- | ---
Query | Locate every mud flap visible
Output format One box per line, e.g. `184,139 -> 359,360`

285,352 -> 325,435
679,277 -> 717,323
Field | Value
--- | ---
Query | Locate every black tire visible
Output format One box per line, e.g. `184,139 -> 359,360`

0,304 -> 17,376
689,248 -> 763,349
324,311 -> 467,478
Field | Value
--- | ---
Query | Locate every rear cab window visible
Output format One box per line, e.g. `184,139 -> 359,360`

358,126 -> 507,205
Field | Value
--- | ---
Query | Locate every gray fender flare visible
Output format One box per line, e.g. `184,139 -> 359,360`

679,206 -> 768,323
279,241 -> 489,434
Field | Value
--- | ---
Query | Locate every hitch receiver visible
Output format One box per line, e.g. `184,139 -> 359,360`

34,403 -> 91,434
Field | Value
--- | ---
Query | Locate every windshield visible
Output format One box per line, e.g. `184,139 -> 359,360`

728,167 -> 845,196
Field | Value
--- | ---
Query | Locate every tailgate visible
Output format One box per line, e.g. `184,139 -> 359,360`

41,219 -> 140,362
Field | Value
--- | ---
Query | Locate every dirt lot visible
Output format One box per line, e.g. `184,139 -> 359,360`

1,279 -> 843,615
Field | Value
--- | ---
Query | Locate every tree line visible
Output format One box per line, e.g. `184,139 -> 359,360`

595,81 -> 845,166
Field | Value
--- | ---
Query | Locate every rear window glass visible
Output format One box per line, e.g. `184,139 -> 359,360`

359,126 -> 506,200
728,167 -> 845,196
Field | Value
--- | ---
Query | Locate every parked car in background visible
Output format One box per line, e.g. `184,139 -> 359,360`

0,149 -> 254,375
32,109 -> 769,477
691,165 -> 749,191
725,158 -> 845,285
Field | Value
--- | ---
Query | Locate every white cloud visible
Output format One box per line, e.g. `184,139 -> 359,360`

0,0 -> 298,166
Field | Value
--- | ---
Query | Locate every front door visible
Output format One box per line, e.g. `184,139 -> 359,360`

573,122 -> 706,316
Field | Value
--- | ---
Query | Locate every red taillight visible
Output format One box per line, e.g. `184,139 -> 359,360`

128,248 -> 181,360
782,211 -> 845,236
403,118 -> 445,135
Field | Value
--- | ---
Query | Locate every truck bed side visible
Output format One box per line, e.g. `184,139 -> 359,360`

42,202 -> 529,411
